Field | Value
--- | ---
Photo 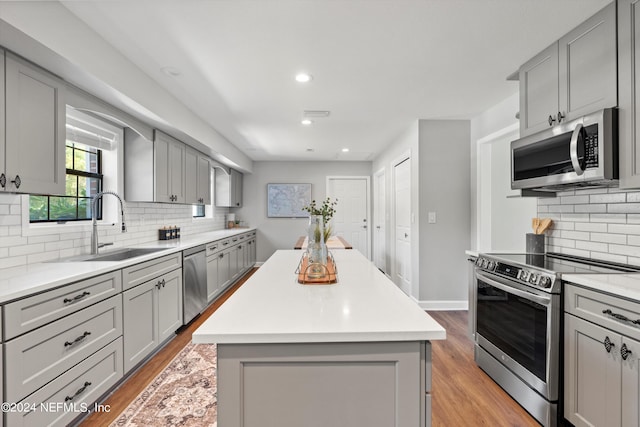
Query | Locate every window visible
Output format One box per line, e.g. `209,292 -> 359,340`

30,142 -> 103,222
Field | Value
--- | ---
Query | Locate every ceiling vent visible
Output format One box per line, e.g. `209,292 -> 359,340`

303,110 -> 331,118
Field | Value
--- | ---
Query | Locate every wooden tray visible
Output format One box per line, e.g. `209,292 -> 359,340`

296,253 -> 338,284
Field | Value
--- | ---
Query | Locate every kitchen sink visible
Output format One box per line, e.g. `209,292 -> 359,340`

53,247 -> 167,262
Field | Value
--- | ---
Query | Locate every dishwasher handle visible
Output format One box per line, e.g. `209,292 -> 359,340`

183,245 -> 206,258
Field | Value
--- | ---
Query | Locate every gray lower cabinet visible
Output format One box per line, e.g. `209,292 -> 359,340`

564,284 -> 640,426
216,341 -> 431,427
6,337 -> 123,427
619,0 -> 640,188
123,268 -> 183,373
4,295 -> 122,403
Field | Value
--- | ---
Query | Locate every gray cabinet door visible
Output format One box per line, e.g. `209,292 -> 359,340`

218,248 -> 232,291
185,147 -> 199,204
231,168 -> 243,207
4,52 -> 65,195
123,279 -> 157,373
157,269 -> 183,343
0,50 -> 5,195
564,314 -> 621,427
619,0 -> 640,188
519,43 -> 559,137
558,2 -> 617,122
206,252 -> 220,302
198,155 -> 211,204
622,335 -> 640,427
154,131 -> 185,203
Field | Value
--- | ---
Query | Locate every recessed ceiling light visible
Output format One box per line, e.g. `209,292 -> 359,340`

295,73 -> 313,83
301,119 -> 313,126
342,148 -> 350,152
161,66 -> 181,77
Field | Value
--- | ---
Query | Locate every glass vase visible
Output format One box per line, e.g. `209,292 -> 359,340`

307,215 -> 328,277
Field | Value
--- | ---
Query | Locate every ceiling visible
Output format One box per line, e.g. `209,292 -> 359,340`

59,0 -> 611,162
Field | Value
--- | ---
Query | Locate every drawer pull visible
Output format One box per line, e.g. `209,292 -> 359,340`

64,331 -> 91,347
63,291 -> 91,304
602,309 -> 640,325
621,343 -> 633,361
604,336 -> 615,353
156,279 -> 166,289
65,381 -> 92,402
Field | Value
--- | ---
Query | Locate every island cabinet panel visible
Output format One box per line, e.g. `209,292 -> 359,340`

217,341 -> 428,427
619,0 -> 640,188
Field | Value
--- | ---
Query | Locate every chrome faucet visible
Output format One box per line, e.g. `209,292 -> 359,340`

91,191 -> 127,254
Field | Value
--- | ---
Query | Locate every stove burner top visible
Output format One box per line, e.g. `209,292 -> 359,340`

474,252 -> 640,294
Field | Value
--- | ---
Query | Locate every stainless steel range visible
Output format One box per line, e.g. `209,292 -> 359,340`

473,252 -> 640,427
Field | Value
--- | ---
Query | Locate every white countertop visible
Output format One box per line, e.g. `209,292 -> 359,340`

192,249 -> 446,344
563,273 -> 640,303
0,228 -> 255,304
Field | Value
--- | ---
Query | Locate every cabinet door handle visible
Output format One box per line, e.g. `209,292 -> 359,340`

604,336 -> 615,353
557,111 -> 565,123
64,331 -> 91,347
162,279 -> 166,288
63,291 -> 91,304
219,254 -> 224,259
548,114 -> 556,126
602,309 -> 640,325
11,175 -> 21,189
621,343 -> 633,361
0,173 -> 5,188
65,381 -> 92,402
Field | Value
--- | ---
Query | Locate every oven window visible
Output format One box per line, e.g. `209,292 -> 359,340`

476,279 -> 547,381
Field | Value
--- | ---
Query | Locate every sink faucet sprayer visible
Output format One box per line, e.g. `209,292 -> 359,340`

91,191 -> 127,254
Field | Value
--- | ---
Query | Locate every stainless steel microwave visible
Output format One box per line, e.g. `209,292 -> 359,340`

511,108 -> 618,192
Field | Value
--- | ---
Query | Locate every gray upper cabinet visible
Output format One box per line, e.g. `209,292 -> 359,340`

154,130 -> 185,203
519,2 -> 617,137
2,51 -> 66,195
215,167 -> 243,207
619,0 -> 640,188
185,147 -> 211,205
124,128 -> 187,203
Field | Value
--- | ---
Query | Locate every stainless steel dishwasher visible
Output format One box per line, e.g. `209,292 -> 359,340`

183,245 -> 207,325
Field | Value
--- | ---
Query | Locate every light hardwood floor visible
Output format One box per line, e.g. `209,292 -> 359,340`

79,273 -> 540,426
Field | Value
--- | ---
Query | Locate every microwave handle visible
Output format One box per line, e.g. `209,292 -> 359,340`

570,123 -> 585,176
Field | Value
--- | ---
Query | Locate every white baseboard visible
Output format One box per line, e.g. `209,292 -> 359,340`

412,298 -> 469,311
254,262 -> 265,267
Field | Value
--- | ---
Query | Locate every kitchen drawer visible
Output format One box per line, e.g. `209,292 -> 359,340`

122,252 -> 181,291
3,270 -> 122,340
229,235 -> 240,245
218,238 -> 233,250
206,240 -> 223,256
565,284 -> 640,341
6,337 -> 123,427
4,295 -> 122,402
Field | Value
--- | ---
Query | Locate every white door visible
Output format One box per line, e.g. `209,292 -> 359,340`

394,158 -> 411,295
327,177 -> 370,258
373,169 -> 386,273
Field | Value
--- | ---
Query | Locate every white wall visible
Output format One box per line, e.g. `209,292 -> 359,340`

418,120 -> 470,306
234,161 -> 373,262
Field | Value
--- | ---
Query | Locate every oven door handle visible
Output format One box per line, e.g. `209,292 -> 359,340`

475,271 -> 551,306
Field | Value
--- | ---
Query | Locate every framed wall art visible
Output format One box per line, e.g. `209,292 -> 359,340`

266,183 -> 311,218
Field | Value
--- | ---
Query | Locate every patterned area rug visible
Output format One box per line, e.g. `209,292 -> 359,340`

110,343 -> 217,427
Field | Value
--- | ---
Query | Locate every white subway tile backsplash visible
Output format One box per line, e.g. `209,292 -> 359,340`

538,187 -> 640,264
0,195 -> 229,268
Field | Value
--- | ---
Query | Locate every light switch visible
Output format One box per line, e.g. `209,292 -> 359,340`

428,212 -> 436,224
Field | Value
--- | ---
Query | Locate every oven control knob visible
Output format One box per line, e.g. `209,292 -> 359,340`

539,276 -> 551,288
487,261 -> 495,270
519,270 -> 529,281
475,258 -> 482,267
481,259 -> 488,268
529,274 -> 538,284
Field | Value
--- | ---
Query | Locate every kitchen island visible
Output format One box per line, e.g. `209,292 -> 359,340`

193,249 -> 445,427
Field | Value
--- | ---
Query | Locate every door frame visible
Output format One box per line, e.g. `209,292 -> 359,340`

326,176 -> 371,259
373,167 -> 387,274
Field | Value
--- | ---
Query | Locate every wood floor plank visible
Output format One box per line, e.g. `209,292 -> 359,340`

428,311 -> 541,427
77,268 -> 257,427
79,278 -> 540,426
